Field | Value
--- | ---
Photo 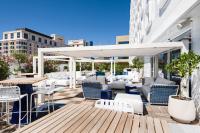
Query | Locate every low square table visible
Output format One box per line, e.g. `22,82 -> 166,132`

114,93 -> 143,114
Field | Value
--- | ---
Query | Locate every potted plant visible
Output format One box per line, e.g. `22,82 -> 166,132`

166,51 -> 200,123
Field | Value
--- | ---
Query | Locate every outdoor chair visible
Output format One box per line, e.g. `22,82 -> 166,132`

82,81 -> 103,99
0,86 -> 28,128
141,77 -> 178,105
30,81 -> 56,122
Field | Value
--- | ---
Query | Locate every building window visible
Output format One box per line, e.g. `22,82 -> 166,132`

17,32 -> 20,38
10,42 -> 14,45
4,34 -> 8,39
50,41 -> 52,45
54,42 -> 57,46
118,41 -> 129,44
44,39 -> 47,44
11,33 -> 14,39
32,35 -> 35,41
0,43 -> 1,46
24,33 -> 28,39
38,37 -> 42,42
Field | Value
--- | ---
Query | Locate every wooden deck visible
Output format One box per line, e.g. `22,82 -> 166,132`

15,103 -> 170,133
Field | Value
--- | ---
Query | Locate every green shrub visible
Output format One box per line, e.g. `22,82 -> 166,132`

44,60 -> 58,74
0,60 -> 9,80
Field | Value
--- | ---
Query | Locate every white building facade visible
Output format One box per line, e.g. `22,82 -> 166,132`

68,39 -> 93,47
129,0 -> 200,118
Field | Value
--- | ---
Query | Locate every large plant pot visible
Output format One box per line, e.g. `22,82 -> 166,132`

168,95 -> 196,123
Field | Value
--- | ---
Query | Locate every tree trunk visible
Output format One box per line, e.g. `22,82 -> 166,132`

180,76 -> 189,97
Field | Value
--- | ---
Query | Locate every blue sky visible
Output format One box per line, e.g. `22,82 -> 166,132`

0,0 -> 130,45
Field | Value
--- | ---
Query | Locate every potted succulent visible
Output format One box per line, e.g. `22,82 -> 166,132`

166,51 -> 200,123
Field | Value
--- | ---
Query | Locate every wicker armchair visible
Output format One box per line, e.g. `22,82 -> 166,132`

82,81 -> 103,99
149,84 -> 178,105
141,77 -> 179,105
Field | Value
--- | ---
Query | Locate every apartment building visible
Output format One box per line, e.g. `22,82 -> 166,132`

0,28 -> 65,56
68,39 -> 93,47
129,0 -> 200,118
116,35 -> 129,60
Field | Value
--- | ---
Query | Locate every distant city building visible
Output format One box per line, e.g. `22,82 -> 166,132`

68,39 -> 93,47
116,35 -> 129,44
0,28 -> 65,56
116,35 -> 129,59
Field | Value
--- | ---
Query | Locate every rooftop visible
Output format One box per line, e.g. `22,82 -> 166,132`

16,28 -> 53,39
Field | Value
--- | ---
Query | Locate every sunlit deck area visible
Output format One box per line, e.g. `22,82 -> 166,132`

1,87 -> 200,132
16,103 -> 170,133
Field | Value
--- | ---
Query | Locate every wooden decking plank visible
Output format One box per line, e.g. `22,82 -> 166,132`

147,116 -> 155,133
138,116 -> 147,133
47,104 -> 89,133
154,118 -> 164,133
56,106 -> 93,132
90,110 -> 112,133
18,104 -> 76,133
106,112 -> 122,133
43,105 -> 90,133
115,113 -> 128,133
160,120 -> 170,133
31,104 -> 85,133
15,104 -> 73,133
98,111 -> 117,133
64,107 -> 97,133
72,108 -> 101,132
123,115 -> 133,133
131,115 -> 140,133
82,109 -> 106,133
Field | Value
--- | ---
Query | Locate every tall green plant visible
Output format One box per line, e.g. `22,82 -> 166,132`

165,51 -> 200,98
115,62 -> 129,75
0,60 -> 9,80
165,51 -> 200,78
131,57 -> 144,72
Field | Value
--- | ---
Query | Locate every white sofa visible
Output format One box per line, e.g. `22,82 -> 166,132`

45,72 -> 70,86
45,71 -> 87,86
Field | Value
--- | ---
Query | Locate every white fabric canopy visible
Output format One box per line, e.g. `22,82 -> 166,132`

39,42 -> 184,58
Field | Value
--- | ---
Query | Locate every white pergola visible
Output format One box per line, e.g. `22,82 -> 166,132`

36,42 -> 188,88
33,56 -> 129,76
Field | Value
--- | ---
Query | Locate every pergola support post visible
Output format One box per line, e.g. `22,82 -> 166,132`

110,60 -> 113,82
92,61 -> 95,73
114,60 -> 116,76
33,57 -> 37,74
69,58 -> 73,88
38,49 -> 44,77
72,58 -> 76,89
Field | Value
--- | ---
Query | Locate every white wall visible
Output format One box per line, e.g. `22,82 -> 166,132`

191,16 -> 200,119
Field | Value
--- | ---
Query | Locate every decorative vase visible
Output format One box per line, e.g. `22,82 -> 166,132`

168,95 -> 196,123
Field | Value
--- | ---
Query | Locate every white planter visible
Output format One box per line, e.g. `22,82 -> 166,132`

168,95 -> 196,123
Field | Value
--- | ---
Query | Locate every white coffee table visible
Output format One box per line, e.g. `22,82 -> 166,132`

114,93 -> 143,114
